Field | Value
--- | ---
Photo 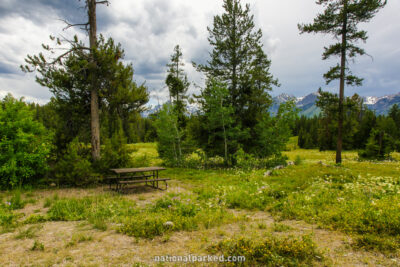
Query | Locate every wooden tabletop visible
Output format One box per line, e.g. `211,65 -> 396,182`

110,167 -> 166,174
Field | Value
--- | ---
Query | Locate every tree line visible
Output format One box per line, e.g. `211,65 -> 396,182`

0,0 -> 388,188
294,90 -> 400,159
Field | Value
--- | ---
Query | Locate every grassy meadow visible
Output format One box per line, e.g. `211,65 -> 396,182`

1,143 -> 400,266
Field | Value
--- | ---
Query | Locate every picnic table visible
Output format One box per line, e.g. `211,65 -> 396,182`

106,167 -> 170,192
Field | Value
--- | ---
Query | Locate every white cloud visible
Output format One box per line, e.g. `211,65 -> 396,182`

0,0 -> 399,105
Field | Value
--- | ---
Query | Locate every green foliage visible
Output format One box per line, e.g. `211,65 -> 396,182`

294,155 -> 303,166
66,233 -> 93,247
23,214 -> 47,224
0,204 -> 18,231
359,128 -> 395,160
166,44 -> 189,126
154,104 -> 184,166
97,120 -> 134,173
353,234 -> 400,253
195,0 -> 279,155
298,0 -> 386,87
118,196 -> 231,238
15,225 -> 41,239
234,149 -> 288,170
254,101 -> 298,158
272,223 -> 293,232
7,191 -> 26,210
209,235 -> 322,266
0,95 -> 52,188
199,79 -> 238,164
31,240 -> 44,251
23,35 -> 149,154
53,139 -> 98,186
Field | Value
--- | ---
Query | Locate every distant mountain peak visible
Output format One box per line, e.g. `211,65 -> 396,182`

270,91 -> 400,117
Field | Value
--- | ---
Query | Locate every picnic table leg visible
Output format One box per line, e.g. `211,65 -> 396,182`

157,171 -> 159,189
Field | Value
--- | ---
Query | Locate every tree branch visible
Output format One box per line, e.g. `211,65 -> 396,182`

96,1 -> 110,6
59,19 -> 89,31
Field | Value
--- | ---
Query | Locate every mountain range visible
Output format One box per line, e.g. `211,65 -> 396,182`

143,92 -> 400,117
271,92 -> 400,117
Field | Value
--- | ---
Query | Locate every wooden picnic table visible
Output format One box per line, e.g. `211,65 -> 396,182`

107,167 -> 170,192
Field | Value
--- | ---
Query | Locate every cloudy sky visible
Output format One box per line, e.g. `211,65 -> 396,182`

0,0 -> 399,105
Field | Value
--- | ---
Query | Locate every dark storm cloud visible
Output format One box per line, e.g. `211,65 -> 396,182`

0,0 -> 86,25
0,62 -> 16,74
0,0 -> 398,103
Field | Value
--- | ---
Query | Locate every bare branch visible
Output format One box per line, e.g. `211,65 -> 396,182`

96,1 -> 110,5
59,19 -> 89,31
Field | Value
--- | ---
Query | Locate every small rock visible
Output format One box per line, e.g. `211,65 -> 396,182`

163,221 -> 174,228
264,170 -> 273,177
50,182 -> 56,187
274,165 -> 285,170
287,161 -> 295,166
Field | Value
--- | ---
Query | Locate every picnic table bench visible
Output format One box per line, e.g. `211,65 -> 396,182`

106,167 -> 170,192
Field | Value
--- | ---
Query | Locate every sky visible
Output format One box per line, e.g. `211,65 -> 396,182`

0,0 -> 399,105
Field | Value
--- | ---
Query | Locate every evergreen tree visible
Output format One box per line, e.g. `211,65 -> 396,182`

166,45 -> 189,125
200,79 -> 237,164
23,36 -> 148,154
195,0 -> 278,153
22,0 -> 113,161
298,0 -> 386,163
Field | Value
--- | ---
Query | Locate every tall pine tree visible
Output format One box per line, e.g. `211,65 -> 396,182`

166,45 -> 189,126
195,0 -> 279,153
298,0 -> 386,163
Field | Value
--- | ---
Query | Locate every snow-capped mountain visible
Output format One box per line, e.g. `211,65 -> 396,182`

142,92 -> 400,118
271,92 -> 400,117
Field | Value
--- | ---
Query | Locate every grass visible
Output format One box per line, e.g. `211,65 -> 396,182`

31,240 -> 45,251
14,225 -> 42,239
1,143 -> 400,265
65,233 -> 93,247
209,234 -> 322,266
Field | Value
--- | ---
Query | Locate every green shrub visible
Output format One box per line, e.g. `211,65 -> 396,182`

209,235 -> 322,266
7,191 -> 25,210
0,205 -> 18,231
54,139 -> 99,186
96,127 -> 134,173
353,234 -> 400,253
294,155 -> 303,165
31,240 -> 44,251
234,149 -> 287,170
47,198 -> 92,221
23,214 -> 47,224
0,94 -> 52,188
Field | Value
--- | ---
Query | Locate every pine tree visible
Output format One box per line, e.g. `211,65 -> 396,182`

298,0 -> 386,163
166,45 -> 189,125
195,0 -> 278,152
22,0 -> 112,161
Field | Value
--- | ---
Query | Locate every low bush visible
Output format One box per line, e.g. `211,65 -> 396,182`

208,235 -> 322,266
31,240 -> 44,251
353,234 -> 400,254
53,139 -> 99,186
234,149 -> 288,170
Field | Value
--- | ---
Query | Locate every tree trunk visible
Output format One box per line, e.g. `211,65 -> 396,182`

221,99 -> 228,165
336,0 -> 348,164
88,0 -> 101,161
